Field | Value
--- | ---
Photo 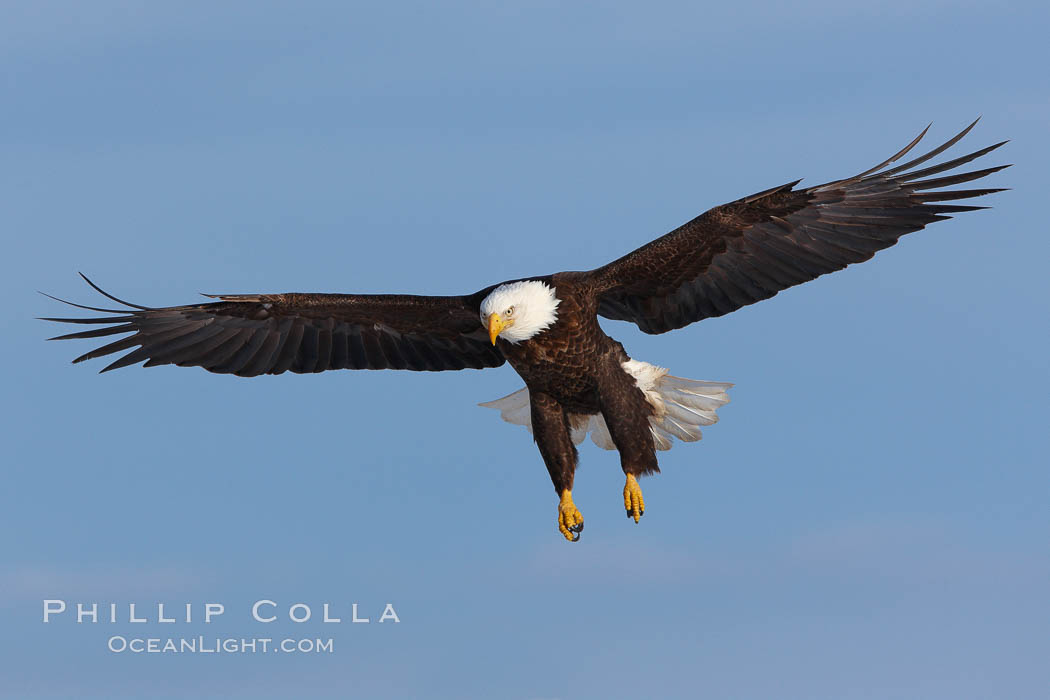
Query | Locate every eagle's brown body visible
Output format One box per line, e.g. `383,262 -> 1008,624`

498,273 -> 607,414
42,120 -> 1009,540
497,273 -> 660,502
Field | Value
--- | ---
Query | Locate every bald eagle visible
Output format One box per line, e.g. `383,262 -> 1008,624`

43,121 -> 1008,541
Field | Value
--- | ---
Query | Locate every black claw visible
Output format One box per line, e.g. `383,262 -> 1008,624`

571,531 -> 580,542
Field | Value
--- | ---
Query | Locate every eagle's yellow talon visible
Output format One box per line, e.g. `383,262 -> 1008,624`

558,490 -> 584,542
624,474 -> 645,523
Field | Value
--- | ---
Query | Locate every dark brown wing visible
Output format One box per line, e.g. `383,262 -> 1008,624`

591,119 -> 1010,334
42,275 -> 504,376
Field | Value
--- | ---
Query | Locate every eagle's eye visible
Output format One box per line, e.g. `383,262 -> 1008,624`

504,306 -> 514,317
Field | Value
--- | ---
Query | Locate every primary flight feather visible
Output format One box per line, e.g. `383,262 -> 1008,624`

43,120 -> 1008,541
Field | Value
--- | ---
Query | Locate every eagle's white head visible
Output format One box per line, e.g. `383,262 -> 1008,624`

479,280 -> 560,345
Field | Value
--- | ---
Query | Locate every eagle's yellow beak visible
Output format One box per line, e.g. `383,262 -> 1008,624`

488,313 -> 507,345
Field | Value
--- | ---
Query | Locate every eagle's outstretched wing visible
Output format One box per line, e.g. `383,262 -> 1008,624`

43,275 -> 504,376
591,119 -> 1009,334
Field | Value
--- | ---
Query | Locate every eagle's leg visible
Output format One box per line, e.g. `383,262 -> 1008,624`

598,357 -> 660,524
530,391 -> 583,542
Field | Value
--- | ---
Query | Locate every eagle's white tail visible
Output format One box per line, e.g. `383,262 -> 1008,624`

478,360 -> 731,451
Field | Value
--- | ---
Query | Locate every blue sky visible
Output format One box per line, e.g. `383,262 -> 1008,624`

2,2 -> 1047,698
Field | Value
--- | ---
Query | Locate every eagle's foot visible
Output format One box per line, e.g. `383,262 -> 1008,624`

558,490 -> 584,542
624,473 -> 645,523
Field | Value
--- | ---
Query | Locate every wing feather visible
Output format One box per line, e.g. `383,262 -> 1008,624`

44,277 -> 505,375
592,121 -> 1009,333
